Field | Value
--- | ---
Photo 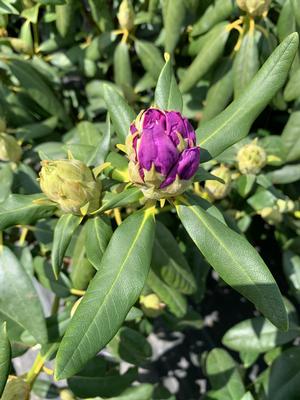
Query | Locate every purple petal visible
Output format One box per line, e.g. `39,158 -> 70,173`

165,111 -> 196,146
177,147 -> 200,180
142,109 -> 166,130
130,123 -> 137,134
138,126 -> 179,175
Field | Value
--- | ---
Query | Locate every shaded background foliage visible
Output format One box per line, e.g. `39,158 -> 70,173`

0,0 -> 300,399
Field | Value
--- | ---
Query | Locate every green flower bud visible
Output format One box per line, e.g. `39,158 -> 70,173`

0,132 -> 22,162
140,294 -> 165,318
236,0 -> 271,16
237,141 -> 267,175
39,159 -> 101,215
205,165 -> 231,200
117,0 -> 135,31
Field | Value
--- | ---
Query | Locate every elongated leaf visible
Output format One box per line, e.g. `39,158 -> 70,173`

179,22 -> 229,93
154,57 -> 183,112
114,41 -> 133,97
281,111 -> 300,162
233,30 -> 260,98
135,40 -> 165,80
7,58 -> 68,122
55,0 -> 74,38
277,0 -> 295,42
147,269 -> 187,318
55,208 -> 156,379
99,187 -> 143,213
205,348 -> 245,400
197,33 -> 299,161
176,197 -> 288,329
0,194 -> 56,231
0,247 -> 47,344
284,68 -> 300,101
0,323 -> 11,397
87,0 -> 113,32
85,216 -> 113,270
191,0 -> 234,37
266,164 -> 300,184
152,222 -> 196,294
164,0 -> 186,54
52,214 -> 81,278
102,84 -> 135,143
0,165 -> 13,203
202,57 -> 233,122
222,316 -> 299,353
283,251 -> 300,301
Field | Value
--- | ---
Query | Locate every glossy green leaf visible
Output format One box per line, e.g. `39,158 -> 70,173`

267,347 -> 300,400
7,58 -> 69,122
0,165 -> 13,203
147,269 -> 187,318
233,30 -> 260,98
164,0 -> 186,54
0,246 -> 47,344
114,41 -> 133,97
52,214 -> 81,279
55,0 -> 74,38
282,111 -> 300,162
55,208 -> 156,379
197,33 -> 299,161
102,84 -> 135,143
179,22 -> 229,93
0,194 -> 56,231
176,197 -> 288,329
0,323 -> 11,397
85,216 -> 113,270
277,0 -> 295,42
240,393 -> 255,400
152,222 -> 196,294
201,57 -> 233,122
154,56 -> 183,112
205,348 -> 245,400
108,327 -> 152,365
239,350 -> 259,368
222,316 -> 299,353
284,68 -> 300,101
135,40 -> 165,80
99,187 -> 143,213
266,164 -> 300,184
191,0 -> 233,36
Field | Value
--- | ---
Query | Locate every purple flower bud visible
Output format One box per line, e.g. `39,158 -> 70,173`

126,108 -> 200,199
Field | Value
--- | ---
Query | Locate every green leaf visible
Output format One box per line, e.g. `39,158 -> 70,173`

277,0 -> 296,42
114,41 -> 133,98
201,57 -> 233,122
15,116 -> 58,141
0,165 -> 13,203
152,222 -> 196,294
0,247 -> 47,344
176,196 -> 288,329
233,30 -> 260,99
102,84 -> 135,143
55,208 -> 155,379
147,269 -> 187,318
108,327 -> 152,365
197,33 -> 299,161
240,393 -> 255,400
266,164 -> 300,184
87,0 -> 113,32
284,68 -> 300,101
205,348 -> 245,400
239,350 -> 259,368
191,0 -> 234,37
55,0 -> 74,38
222,316 -> 299,353
154,56 -> 183,112
102,384 -> 154,400
179,22 -> 229,93
163,0 -> 186,54
0,323 -> 11,397
0,0 -> 19,14
85,216 -> 113,270
99,187 -> 143,213
281,111 -> 300,162
7,58 -> 69,123
267,347 -> 300,400
0,194 -> 56,231
135,40 -> 165,81
52,214 -> 81,279
283,251 -> 300,302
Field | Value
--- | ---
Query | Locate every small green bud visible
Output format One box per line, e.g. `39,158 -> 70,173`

205,165 -> 231,200
117,0 -> 135,31
140,294 -> 165,318
258,207 -> 283,225
237,141 -> 267,175
0,132 -> 22,162
236,0 -> 271,16
39,159 -> 101,215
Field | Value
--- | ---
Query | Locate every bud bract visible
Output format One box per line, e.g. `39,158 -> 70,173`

236,0 -> 271,16
39,159 -> 101,214
140,294 -> 165,318
117,0 -> 135,31
126,108 -> 200,200
237,141 -> 267,175
0,132 -> 22,162
205,165 -> 231,200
